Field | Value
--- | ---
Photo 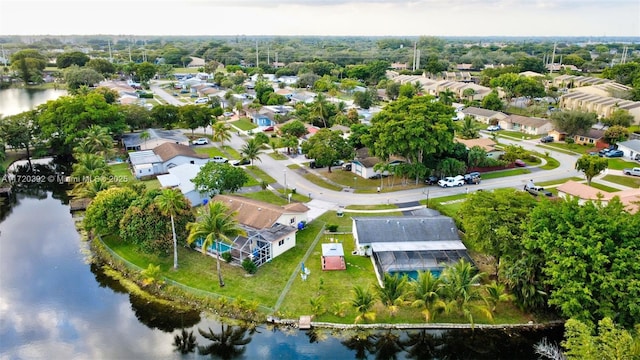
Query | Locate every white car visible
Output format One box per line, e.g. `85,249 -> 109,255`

192,137 -> 208,145
194,97 -> 209,104
438,175 -> 465,187
211,156 -> 228,163
487,125 -> 501,131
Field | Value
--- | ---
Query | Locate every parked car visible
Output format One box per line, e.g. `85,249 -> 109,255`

623,167 -> 640,176
332,160 -> 345,167
438,175 -> 465,188
425,175 -> 439,185
605,149 -> 624,158
309,161 -> 323,169
464,172 -> 481,184
487,125 -> 501,131
211,156 -> 228,163
341,162 -> 352,171
524,185 -> 553,197
263,126 -> 274,132
233,158 -> 251,166
540,135 -> 554,143
192,137 -> 208,145
223,111 -> 234,117
194,97 -> 209,104
514,159 -> 526,167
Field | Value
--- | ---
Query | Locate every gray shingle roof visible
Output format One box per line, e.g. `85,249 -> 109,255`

354,216 -> 460,244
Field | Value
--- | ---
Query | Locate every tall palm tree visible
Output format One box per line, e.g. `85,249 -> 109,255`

212,122 -> 232,148
186,201 -> 246,287
240,138 -> 265,166
459,116 -> 480,139
71,176 -> 114,199
351,285 -> 376,324
155,188 -> 189,270
439,259 -> 492,327
139,130 -> 150,149
438,89 -> 456,105
375,273 -> 408,316
197,324 -> 252,359
312,93 -> 330,128
410,270 -> 445,322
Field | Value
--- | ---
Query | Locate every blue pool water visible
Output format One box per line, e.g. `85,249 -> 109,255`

390,270 -> 441,280
195,239 -> 232,253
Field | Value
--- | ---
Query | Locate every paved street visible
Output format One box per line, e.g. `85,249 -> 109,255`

148,80 -> 616,210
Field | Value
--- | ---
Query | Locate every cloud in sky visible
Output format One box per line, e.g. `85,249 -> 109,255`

0,0 -> 638,37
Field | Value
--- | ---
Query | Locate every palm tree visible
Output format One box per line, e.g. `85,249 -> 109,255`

312,92 -> 330,128
212,122 -> 232,148
375,273 -> 408,316
240,138 -> 265,166
173,328 -> 197,354
197,324 -> 252,359
75,125 -> 115,159
71,176 -> 114,199
439,89 -> 456,105
155,188 -> 189,270
410,270 -> 445,322
71,153 -> 110,179
351,285 -> 376,324
459,116 -> 480,139
139,130 -> 150,149
439,259 -> 492,327
186,201 -> 246,287
485,280 -> 514,313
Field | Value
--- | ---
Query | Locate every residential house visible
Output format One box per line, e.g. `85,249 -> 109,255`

556,180 -> 640,213
547,129 -> 567,142
615,139 -> 640,161
499,115 -> 554,135
455,138 -> 504,159
289,90 -> 317,104
461,107 -> 508,124
157,163 -> 208,207
352,216 -> 473,284
519,71 -> 545,78
250,108 -> 278,127
121,128 -> 190,151
351,147 -> 383,179
187,56 -> 205,68
210,195 -> 309,266
573,128 -> 607,147
129,142 -> 209,178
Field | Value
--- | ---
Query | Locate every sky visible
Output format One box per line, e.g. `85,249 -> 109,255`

0,0 -> 639,38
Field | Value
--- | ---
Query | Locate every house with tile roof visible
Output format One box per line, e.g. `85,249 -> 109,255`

556,180 -> 640,214
207,195 -> 310,266
461,106 -> 508,124
498,115 -> 554,135
573,128 -> 607,147
455,138 -> 503,159
352,216 -> 472,285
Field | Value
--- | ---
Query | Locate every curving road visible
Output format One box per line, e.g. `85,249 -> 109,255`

149,81 -> 584,208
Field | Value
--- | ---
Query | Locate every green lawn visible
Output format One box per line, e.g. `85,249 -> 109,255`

607,158 -> 640,170
193,146 -> 229,159
302,173 -> 344,192
479,168 -> 530,180
602,174 -> 640,188
543,142 -> 597,155
268,152 -> 288,160
109,163 -> 134,180
245,165 -> 276,184
241,190 -> 289,205
497,130 -> 540,140
230,118 -> 258,131
536,177 -> 583,187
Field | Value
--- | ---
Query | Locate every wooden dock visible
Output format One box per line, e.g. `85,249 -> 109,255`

70,198 -> 91,212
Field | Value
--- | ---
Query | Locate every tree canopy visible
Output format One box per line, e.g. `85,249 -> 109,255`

192,162 -> 249,197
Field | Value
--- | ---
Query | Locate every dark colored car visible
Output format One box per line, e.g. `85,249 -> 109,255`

540,136 -> 554,143
464,172 -> 481,184
233,158 -> 251,166
309,161 -> 324,169
425,175 -> 439,185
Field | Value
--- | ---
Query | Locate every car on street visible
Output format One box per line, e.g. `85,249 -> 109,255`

514,159 -> 526,167
524,185 -> 553,197
438,175 -> 465,187
425,175 -> 439,185
605,149 -> 624,158
194,97 -> 209,104
192,137 -> 208,145
223,111 -> 234,117
233,158 -> 251,166
540,135 -> 554,143
464,172 -> 481,184
487,125 -> 501,131
211,156 -> 228,163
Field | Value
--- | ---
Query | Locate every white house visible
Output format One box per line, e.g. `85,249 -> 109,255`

121,129 -> 190,151
616,139 -> 640,161
157,163 -> 208,207
129,142 -> 209,178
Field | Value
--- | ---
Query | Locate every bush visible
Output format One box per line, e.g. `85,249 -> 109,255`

221,252 -> 232,263
242,258 -> 257,274
326,224 -> 339,232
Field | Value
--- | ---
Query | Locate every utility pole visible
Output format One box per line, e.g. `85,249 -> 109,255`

255,40 -> 259,68
108,39 -> 113,63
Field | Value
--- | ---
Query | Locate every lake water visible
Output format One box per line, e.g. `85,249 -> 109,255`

0,88 -> 67,117
0,89 -> 564,359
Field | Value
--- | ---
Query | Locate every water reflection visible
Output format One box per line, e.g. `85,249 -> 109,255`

197,323 -> 253,359
0,88 -> 67,117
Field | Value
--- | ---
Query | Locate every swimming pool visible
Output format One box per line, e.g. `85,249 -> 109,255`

195,239 -> 232,253
390,270 -> 441,280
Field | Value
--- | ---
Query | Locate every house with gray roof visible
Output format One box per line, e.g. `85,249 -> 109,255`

128,142 -> 209,178
121,128 -> 190,151
461,107 -> 508,124
616,139 -> 640,161
499,115 -> 554,135
353,216 -> 472,284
